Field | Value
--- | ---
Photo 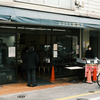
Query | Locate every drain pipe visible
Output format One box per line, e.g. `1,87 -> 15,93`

80,28 -> 82,58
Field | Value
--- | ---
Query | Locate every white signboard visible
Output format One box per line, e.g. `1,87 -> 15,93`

8,47 -> 15,57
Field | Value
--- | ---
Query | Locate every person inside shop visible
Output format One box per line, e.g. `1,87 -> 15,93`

1,43 -> 8,65
20,42 -> 30,79
23,46 -> 39,87
21,42 -> 30,60
85,45 -> 94,59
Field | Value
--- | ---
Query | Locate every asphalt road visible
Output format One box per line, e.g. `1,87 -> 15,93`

0,83 -> 100,100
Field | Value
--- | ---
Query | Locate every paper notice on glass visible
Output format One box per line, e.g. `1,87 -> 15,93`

76,45 -> 79,49
53,51 -> 57,57
83,42 -> 85,48
48,58 -> 50,63
53,44 -> 57,50
86,42 -> 89,49
76,49 -> 79,54
8,47 -> 15,57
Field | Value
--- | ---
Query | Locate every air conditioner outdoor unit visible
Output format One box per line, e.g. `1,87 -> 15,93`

75,0 -> 84,8
79,1 -> 84,8
75,0 -> 79,5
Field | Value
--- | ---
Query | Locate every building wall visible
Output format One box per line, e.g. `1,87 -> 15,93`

83,29 -> 89,58
83,28 -> 100,58
0,0 -> 100,18
98,31 -> 100,59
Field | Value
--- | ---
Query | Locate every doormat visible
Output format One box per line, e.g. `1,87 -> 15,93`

21,77 -> 53,86
36,77 -> 53,86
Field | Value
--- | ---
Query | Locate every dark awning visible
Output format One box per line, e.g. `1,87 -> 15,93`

0,6 -> 100,29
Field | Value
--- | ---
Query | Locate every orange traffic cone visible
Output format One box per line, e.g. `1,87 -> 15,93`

50,66 -> 56,82
86,69 -> 92,84
93,68 -> 97,82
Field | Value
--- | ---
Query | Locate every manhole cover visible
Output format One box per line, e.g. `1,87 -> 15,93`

89,91 -> 95,93
17,95 -> 25,98
77,98 -> 88,100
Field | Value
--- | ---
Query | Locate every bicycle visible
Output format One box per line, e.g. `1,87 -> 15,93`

97,73 -> 100,86
97,66 -> 100,86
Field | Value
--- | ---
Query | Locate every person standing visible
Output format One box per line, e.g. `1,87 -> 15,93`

23,46 -> 39,87
85,45 -> 94,59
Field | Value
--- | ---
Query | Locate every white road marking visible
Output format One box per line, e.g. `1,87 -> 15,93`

90,97 -> 100,100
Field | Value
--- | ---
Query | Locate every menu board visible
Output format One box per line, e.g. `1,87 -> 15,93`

8,47 -> 15,57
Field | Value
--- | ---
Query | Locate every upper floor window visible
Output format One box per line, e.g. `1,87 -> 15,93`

14,0 -> 74,10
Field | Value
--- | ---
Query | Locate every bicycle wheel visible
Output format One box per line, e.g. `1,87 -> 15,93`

97,74 -> 100,86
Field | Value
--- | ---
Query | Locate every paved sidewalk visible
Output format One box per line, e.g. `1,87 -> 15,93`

0,77 -> 82,96
0,83 -> 100,100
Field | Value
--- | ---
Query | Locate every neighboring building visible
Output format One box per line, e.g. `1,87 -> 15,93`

0,0 -> 100,84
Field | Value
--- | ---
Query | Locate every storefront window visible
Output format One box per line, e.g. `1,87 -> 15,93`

59,0 -> 71,9
14,0 -> 74,9
0,33 -> 16,84
52,35 -> 79,66
45,0 -> 58,6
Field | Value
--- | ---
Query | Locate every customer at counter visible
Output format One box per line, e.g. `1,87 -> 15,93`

23,46 -> 39,87
85,45 -> 94,59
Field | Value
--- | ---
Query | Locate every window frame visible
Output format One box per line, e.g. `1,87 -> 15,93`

14,0 -> 75,10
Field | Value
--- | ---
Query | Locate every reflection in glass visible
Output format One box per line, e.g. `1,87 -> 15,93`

0,33 -> 16,84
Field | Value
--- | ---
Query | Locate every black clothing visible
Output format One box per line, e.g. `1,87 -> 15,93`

85,49 -> 94,59
27,69 -> 36,85
23,49 -> 39,69
23,49 -> 39,86
21,46 -> 29,61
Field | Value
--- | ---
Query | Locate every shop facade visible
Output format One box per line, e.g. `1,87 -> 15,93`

0,5 -> 100,84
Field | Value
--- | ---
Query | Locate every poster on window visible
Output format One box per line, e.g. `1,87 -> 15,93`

53,51 -> 57,57
8,47 -> 15,57
53,44 -> 57,50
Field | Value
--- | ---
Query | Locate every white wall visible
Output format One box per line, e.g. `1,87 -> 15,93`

8,36 -> 15,46
0,0 -> 100,18
0,36 -> 15,47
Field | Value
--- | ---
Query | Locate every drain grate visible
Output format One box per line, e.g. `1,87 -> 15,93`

17,95 -> 25,98
88,91 -> 95,93
77,98 -> 89,100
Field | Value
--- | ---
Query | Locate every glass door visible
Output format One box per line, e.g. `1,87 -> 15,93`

0,33 -> 16,84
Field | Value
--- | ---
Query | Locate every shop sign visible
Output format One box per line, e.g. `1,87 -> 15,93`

58,21 -> 84,28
